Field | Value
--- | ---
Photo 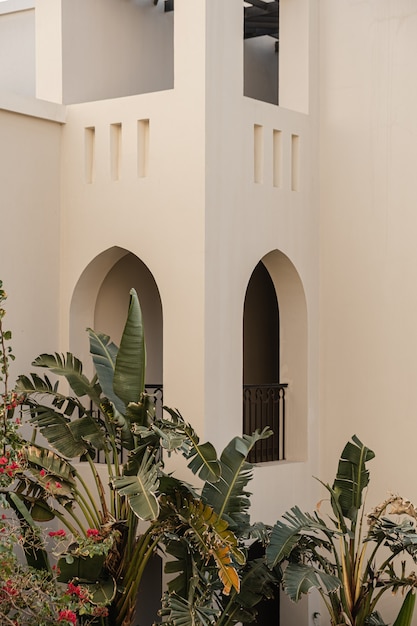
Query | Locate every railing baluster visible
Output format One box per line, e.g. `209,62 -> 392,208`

243,383 -> 288,463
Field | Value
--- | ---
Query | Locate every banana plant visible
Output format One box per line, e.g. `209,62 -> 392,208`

266,436 -> 417,626
11,289 -> 281,626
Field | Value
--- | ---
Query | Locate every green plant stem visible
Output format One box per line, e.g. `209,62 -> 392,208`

120,526 -> 154,586
115,526 -> 160,624
52,507 -> 83,536
102,446 -> 118,519
0,315 -> 9,398
216,588 -> 238,626
83,452 -> 109,522
73,489 -> 100,530
217,602 -> 239,626
74,467 -> 103,526
125,506 -> 138,562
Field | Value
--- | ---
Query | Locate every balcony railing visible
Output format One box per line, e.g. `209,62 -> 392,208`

243,383 -> 288,463
89,383 -> 287,465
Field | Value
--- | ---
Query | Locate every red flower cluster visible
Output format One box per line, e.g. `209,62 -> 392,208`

67,582 -> 89,601
2,392 -> 22,411
49,529 -> 66,538
86,528 -> 100,539
58,609 -> 77,624
0,579 -> 18,597
44,480 -> 62,491
0,453 -> 20,477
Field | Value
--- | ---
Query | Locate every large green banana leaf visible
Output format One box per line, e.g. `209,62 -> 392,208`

282,562 -> 340,602
201,428 -> 272,530
164,538 -> 197,598
368,516 -> 417,560
31,352 -> 102,406
163,408 -> 221,482
113,449 -> 160,520
266,505 -> 336,569
25,444 -> 76,484
392,590 -> 416,626
27,403 -> 106,458
88,329 -> 125,414
236,557 -> 281,609
101,398 -> 135,450
159,592 -> 218,626
175,497 -> 245,595
16,373 -> 84,418
113,289 -> 145,407
331,434 -> 375,523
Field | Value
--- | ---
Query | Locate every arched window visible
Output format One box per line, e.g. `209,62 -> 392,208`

243,261 -> 286,462
242,251 -> 308,463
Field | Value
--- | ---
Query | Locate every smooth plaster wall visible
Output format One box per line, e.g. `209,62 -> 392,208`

61,0 -> 173,104
0,108 -> 61,380
54,0 -> 321,542
0,5 -> 35,97
60,0 -> 206,438
320,2 -> 417,621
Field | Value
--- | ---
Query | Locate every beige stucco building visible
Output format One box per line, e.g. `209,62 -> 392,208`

1,1 -> 417,623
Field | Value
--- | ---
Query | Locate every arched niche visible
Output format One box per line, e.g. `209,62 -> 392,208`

70,247 -> 162,386
243,249 -> 307,462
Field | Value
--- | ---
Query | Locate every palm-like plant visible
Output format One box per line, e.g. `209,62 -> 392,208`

9,289 -> 280,626
266,436 -> 417,626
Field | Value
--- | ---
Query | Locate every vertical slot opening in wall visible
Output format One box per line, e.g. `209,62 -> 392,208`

137,119 -> 150,178
273,129 -> 282,188
110,123 -> 122,181
85,127 -> 95,184
254,124 -> 264,184
291,134 -> 299,191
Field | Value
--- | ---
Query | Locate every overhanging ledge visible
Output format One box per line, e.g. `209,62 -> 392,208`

0,92 -> 66,124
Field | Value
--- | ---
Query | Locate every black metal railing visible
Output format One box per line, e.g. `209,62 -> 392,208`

243,383 -> 288,463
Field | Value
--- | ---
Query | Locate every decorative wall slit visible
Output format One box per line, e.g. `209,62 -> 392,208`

138,119 -> 150,178
110,123 -> 122,181
84,126 -> 95,184
254,123 -> 264,183
291,133 -> 299,191
273,129 -> 282,188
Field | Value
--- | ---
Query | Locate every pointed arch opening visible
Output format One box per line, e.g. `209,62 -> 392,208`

70,249 -> 164,624
243,250 -> 307,463
70,246 -> 163,395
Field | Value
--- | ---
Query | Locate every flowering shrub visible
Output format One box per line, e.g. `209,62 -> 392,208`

0,515 -> 109,625
48,526 -> 117,563
0,284 -> 112,625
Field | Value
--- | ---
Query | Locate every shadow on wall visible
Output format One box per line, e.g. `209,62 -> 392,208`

62,0 -> 174,103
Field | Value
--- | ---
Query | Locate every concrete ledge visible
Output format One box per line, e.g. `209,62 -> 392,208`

0,0 -> 35,16
0,91 -> 66,123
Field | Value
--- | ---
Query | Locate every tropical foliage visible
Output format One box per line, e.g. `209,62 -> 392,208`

0,283 -> 281,626
266,435 -> 417,626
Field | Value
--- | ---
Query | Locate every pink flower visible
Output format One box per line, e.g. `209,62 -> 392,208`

55,481 -> 62,488
58,609 -> 77,624
40,469 -> 46,477
86,528 -> 100,538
